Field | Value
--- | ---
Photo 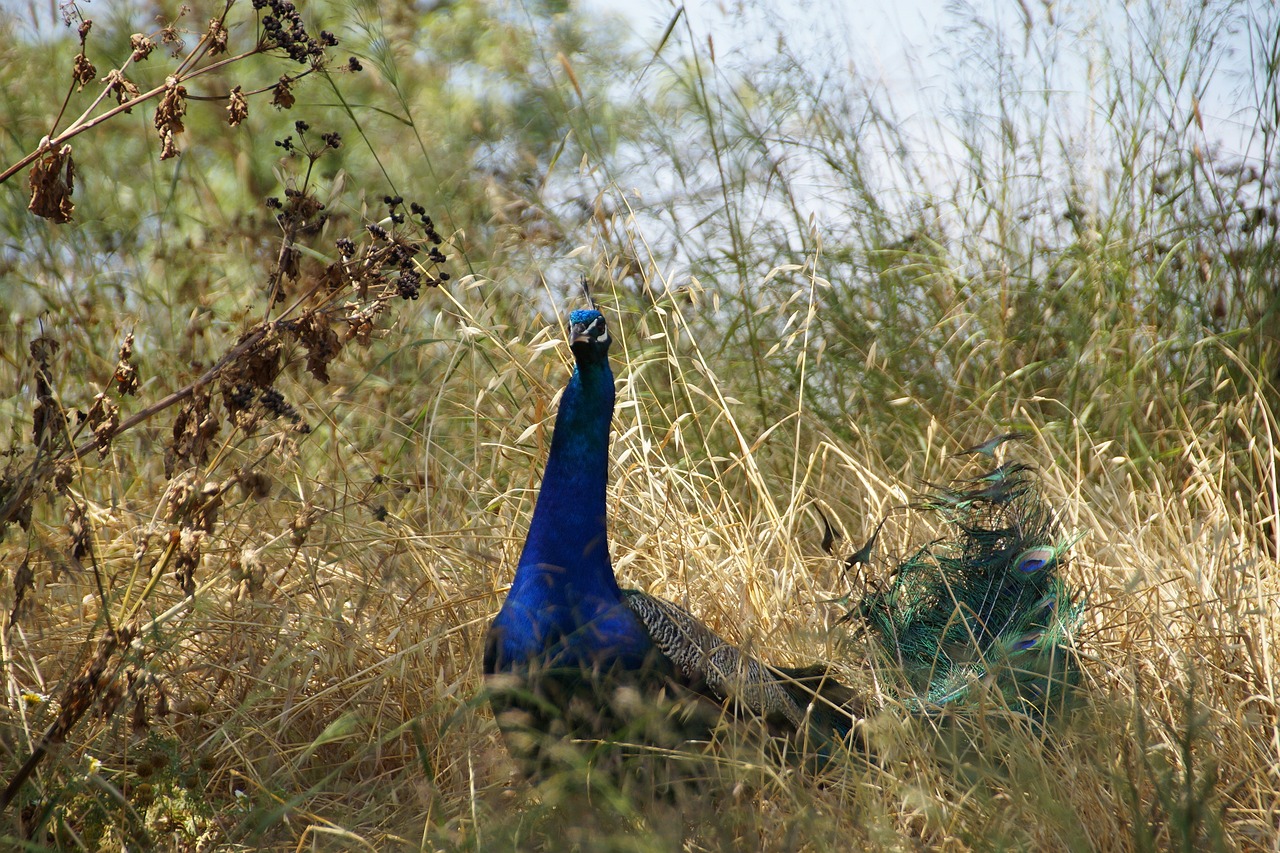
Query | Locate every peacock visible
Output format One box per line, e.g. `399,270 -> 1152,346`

483,307 -> 1081,774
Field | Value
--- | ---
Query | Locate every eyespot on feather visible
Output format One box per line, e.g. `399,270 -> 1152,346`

1015,546 -> 1055,573
1011,631 -> 1041,652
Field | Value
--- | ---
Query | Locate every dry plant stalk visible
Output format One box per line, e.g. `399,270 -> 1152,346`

2,0 -> 349,215
0,106 -> 453,816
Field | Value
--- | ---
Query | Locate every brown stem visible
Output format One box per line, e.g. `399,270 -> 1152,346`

0,46 -> 267,186
70,322 -> 271,460
0,627 -> 126,811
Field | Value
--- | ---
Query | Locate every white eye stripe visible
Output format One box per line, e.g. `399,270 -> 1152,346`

572,315 -> 609,344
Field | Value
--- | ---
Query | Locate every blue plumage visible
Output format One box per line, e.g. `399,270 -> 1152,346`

485,309 -> 655,677
483,308 -> 1080,773
483,309 -> 852,770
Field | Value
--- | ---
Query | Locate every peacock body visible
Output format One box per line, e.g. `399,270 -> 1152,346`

484,308 -> 1079,773
484,310 -> 850,773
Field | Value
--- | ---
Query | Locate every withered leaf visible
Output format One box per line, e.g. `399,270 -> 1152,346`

272,76 -> 295,110
226,85 -> 248,127
155,80 -> 188,160
27,144 -> 76,223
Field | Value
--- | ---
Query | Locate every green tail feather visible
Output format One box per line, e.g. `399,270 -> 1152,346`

856,466 -> 1083,714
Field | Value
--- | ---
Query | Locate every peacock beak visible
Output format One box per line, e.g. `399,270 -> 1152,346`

570,315 -> 609,345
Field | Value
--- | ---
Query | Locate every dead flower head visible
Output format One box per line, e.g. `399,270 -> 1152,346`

272,75 -> 295,110
28,142 -> 76,223
155,78 -> 188,161
227,85 -> 248,127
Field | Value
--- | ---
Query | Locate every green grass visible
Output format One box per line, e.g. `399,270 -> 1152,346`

0,0 -> 1277,849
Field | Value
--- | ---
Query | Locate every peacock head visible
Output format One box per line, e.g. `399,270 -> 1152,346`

568,309 -> 610,365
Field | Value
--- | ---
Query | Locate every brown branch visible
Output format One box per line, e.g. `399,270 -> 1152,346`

0,45 -> 268,186
0,625 -> 129,811
70,323 -> 273,460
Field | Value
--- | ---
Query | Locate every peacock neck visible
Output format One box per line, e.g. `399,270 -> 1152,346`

514,356 -> 619,601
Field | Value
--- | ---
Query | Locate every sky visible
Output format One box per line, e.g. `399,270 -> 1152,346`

581,0 -> 1271,168
4,0 -> 1267,168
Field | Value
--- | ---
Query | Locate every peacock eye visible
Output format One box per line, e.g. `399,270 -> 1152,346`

1015,546 -> 1055,573
1012,631 -> 1040,651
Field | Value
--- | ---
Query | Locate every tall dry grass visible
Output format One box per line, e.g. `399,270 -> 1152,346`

0,0 -> 1276,849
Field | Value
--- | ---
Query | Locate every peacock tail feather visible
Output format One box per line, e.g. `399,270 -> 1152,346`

855,465 -> 1084,714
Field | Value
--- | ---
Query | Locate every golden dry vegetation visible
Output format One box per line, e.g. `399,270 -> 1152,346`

0,0 -> 1277,849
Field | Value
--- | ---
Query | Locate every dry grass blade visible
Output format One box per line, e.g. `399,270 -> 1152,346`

0,0 -> 1276,849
